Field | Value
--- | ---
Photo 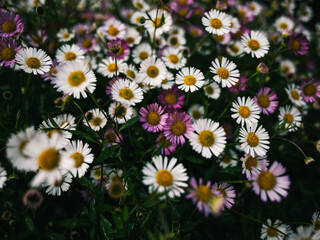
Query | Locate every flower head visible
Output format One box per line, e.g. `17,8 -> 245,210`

0,11 -> 24,38
210,57 -> 240,88
241,30 -> 270,58
0,38 -> 21,67
23,189 -> 43,209
139,103 -> 168,133
253,87 -> 278,115
300,79 -> 320,103
288,32 -> 309,55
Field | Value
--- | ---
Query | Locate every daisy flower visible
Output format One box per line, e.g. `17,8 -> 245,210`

44,171 -> 72,196
212,183 -> 236,209
239,123 -> 270,157
53,60 -> 96,99
83,108 -> 107,131
132,43 -> 152,64
0,164 -> 7,189
298,5 -> 313,23
139,57 -> 167,87
61,140 -> 94,178
201,9 -> 231,35
175,67 -> 205,92
288,226 -> 320,240
241,30 -> 270,58
123,64 -> 139,82
164,112 -> 193,145
41,59 -> 58,82
312,212 -> 320,232
142,155 -> 188,199
98,57 -> 125,78
237,5 -> 254,22
219,149 -> 238,169
252,160 -> 290,202
214,33 -> 231,45
108,102 -> 133,124
189,118 -> 226,158
166,34 -> 186,49
162,47 -> 186,70
103,128 -> 122,147
253,87 -> 278,115
226,41 -> 244,57
73,24 -> 89,37
0,38 -> 22,67
160,71 -> 175,90
274,16 -> 294,33
111,79 -> 143,106
248,2 -> 262,16
56,44 -> 85,64
57,28 -> 75,42
133,0 -> 150,11
278,105 -> 302,132
300,79 -> 320,103
102,18 -> 126,40
106,173 -> 126,199
288,32 -> 309,56
241,154 -> 267,180
210,57 -> 240,88
130,11 -> 147,26
0,11 -> 24,38
188,104 -> 205,121
156,133 -> 177,156
23,189 -> 43,209
16,47 -> 52,75
186,178 -> 213,216
139,103 -> 168,133
204,81 -> 221,99
229,17 -> 241,33
280,59 -> 296,77
261,219 -> 292,240
158,86 -> 185,111
144,9 -> 173,37
231,96 -> 261,127
125,27 -> 142,47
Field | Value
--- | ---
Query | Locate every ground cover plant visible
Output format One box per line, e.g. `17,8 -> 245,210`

1,0 -> 320,239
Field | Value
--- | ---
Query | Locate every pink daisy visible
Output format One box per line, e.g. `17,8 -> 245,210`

158,86 -> 185,111
139,103 -> 169,133
0,38 -> 21,67
228,74 -> 247,93
77,34 -> 98,53
0,11 -> 24,38
288,32 -> 309,56
251,160 -> 290,202
185,177 -> 213,216
300,79 -> 320,103
253,87 -> 278,115
212,183 -> 236,209
163,111 -> 193,145
156,133 -> 178,156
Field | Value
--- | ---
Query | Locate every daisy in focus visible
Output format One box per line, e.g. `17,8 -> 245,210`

231,96 -> 261,127
241,30 -> 270,58
56,44 -> 85,64
278,105 -> 302,132
142,155 -> 188,199
139,103 -> 168,133
161,47 -> 186,70
253,87 -> 278,115
210,57 -> 240,88
144,9 -> 173,37
201,9 -> 231,35
83,108 -> 107,131
111,79 -> 143,106
44,171 -> 72,196
175,67 -> 205,92
241,154 -> 267,180
139,57 -> 167,86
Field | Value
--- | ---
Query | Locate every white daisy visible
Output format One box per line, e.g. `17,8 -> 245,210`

241,30 -> 270,58
111,79 -> 143,106
61,140 -> 94,178
159,71 -> 175,90
130,11 -> 147,26
219,149 -> 238,169
56,44 -> 85,64
202,9 -> 231,35
139,57 -> 167,86
280,59 -> 296,77
44,171 -> 72,196
288,226 -> 320,240
298,5 -> 313,23
108,102 -> 134,124
175,67 -> 205,92
102,18 -> 126,40
142,155 -> 188,199
278,105 -> 302,132
124,27 -> 142,47
189,118 -> 227,159
248,2 -> 263,16
166,34 -> 186,49
132,0 -> 150,11
98,57 -> 125,78
240,154 -> 266,180
83,108 -> 107,131
132,43 -> 152,64
144,9 -> 173,37
274,16 -> 294,33
210,57 -> 240,88
204,81 -> 221,99
123,63 -> 139,82
0,164 -> 7,189
188,104 -> 205,121
226,41 -> 244,57
57,28 -> 75,42
311,212 -> 320,232
231,96 -> 261,127
285,83 -> 306,107
261,219 -> 291,240
16,47 -> 52,75
53,60 -> 96,99
239,123 -> 270,157
161,47 -> 186,70
229,17 -> 241,34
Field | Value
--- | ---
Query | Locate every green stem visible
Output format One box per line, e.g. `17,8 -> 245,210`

274,137 -> 308,158
115,55 -> 118,80
217,180 -> 253,184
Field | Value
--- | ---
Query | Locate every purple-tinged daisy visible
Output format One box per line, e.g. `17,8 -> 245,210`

186,177 -> 213,216
251,160 -> 290,202
103,128 -> 122,147
163,112 -> 193,145
156,133 -> 177,156
0,11 -> 24,38
41,59 -> 58,82
26,30 -> 48,47
77,35 -> 98,53
288,32 -> 309,56
158,86 -> 185,111
0,38 -> 21,67
300,79 -> 320,103
253,87 -> 278,115
212,183 -> 236,209
73,24 -> 89,37
228,74 -> 247,93
240,154 -> 267,180
139,103 -> 169,133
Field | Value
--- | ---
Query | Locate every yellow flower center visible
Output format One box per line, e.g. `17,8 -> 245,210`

126,37 -> 134,44
279,22 -> 288,29
171,120 -> 186,136
47,129 -> 62,138
82,39 -> 92,49
222,155 -> 231,164
168,54 -> 179,64
139,51 -> 148,60
178,0 -> 187,4
238,106 -> 251,118
178,9 -> 187,17
107,63 -> 117,73
210,18 -> 222,29
257,171 -> 276,191
198,130 -> 215,147
257,95 -> 270,108
37,148 -> 60,171
91,117 -> 102,126
314,220 -> 320,231
49,67 -> 57,77
108,181 -> 125,199
65,51 -> 77,61
165,93 -> 177,105
63,33 -> 70,39
107,24 -> 119,36
267,227 -> 278,237
161,78 -> 168,84
217,67 -> 229,79
135,2 -> 143,9
68,71 -> 85,87
116,46 -> 124,56
183,75 -> 196,85
245,156 -> 257,170
54,177 -> 64,187
156,169 -> 174,187
126,69 -> 136,79
248,39 -> 260,51
282,65 -> 290,74
0,47 -> 16,61
114,105 -> 127,118
1,21 -> 16,33
153,17 -> 164,28
205,86 -> 214,95
77,29 -> 85,35
290,40 -> 300,52
231,45 -> 239,53
169,37 -> 178,46
215,35 -> 224,42
119,88 -> 134,100
146,65 -> 159,78
283,113 -> 293,124
191,29 -> 199,36
290,90 -> 300,100
192,110 -> 201,120
195,185 -> 212,203
247,132 -> 259,147
147,112 -> 160,125
26,57 -> 41,69
70,152 -> 84,168
303,83 -> 316,96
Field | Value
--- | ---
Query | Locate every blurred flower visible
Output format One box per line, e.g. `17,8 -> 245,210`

278,105 -> 302,132
311,212 -> 320,232
300,79 -> 320,103
156,133 -> 178,156
162,47 -> 186,70
288,225 -> 320,240
108,102 -> 133,124
188,104 -> 205,121
158,86 -> 185,111
98,57 -> 125,78
57,28 -> 75,42
212,183 -> 236,209
288,32 -> 309,56
23,189 -> 43,209
0,11 -> 24,38
260,219 -> 291,240
44,171 -> 72,196
144,9 -> 172,37
285,83 -> 305,107
0,164 -> 7,189
219,149 -> 238,169
241,154 -> 267,180
104,128 -> 122,147
83,108 -> 107,131
253,87 -> 278,115
0,38 -> 22,67
111,79 -> 143,106
257,62 -> 269,74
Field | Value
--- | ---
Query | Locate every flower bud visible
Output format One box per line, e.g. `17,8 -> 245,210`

257,62 -> 269,74
305,157 -> 315,165
107,39 -> 121,54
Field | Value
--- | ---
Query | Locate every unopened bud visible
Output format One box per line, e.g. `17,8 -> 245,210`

139,16 -> 146,24
107,39 -> 121,54
257,62 -> 269,74
305,157 -> 315,165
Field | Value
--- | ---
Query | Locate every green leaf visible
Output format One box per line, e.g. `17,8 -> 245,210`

76,177 -> 95,193
112,214 -> 123,229
90,227 -> 95,240
119,116 -> 139,131
25,217 -> 34,232
100,214 -> 113,239
185,156 -> 204,164
122,206 -> 129,222
95,145 -> 118,163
